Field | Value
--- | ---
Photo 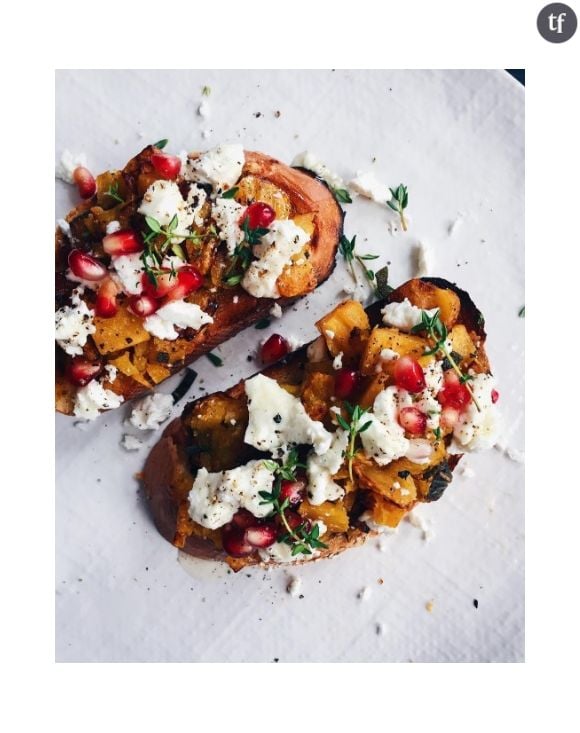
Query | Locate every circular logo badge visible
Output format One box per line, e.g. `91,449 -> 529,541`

537,3 -> 577,42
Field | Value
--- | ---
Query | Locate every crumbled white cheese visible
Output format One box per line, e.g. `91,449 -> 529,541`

453,374 -> 500,451
415,363 -> 443,430
244,374 -> 332,457
57,219 -> 71,238
188,460 -> 275,529
307,336 -> 327,363
212,197 -> 244,255
306,428 -> 348,505
55,288 -> 96,356
360,387 -> 410,465
375,347 -> 399,372
349,171 -> 390,203
357,586 -> 372,601
161,255 -> 186,271
183,143 -> 244,189
460,463 -> 476,478
73,379 -> 124,420
104,365 -> 118,383
414,241 -> 432,278
291,151 -> 345,190
494,441 -> 524,464
105,220 -> 121,235
129,393 -> 174,430
332,351 -> 343,370
406,509 -> 434,541
137,180 -> 196,244
286,575 -> 302,597
185,184 -> 208,227
381,298 -> 437,332
65,269 -> 100,290
111,252 -> 145,295
143,300 -> 213,340
56,150 -> 88,183
405,438 -> 433,464
270,303 -> 283,318
259,521 -> 327,563
197,99 -> 210,118
121,434 -> 144,451
242,220 -> 310,299
201,129 -> 211,140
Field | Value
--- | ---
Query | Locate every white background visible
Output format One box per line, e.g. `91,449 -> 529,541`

55,68 -> 524,662
2,0 -> 578,729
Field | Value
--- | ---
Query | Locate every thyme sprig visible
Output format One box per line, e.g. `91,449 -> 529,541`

411,310 -> 481,411
260,450 -> 327,556
105,181 -> 125,205
332,187 -> 352,204
141,214 -> 200,285
222,217 -> 269,285
387,184 -> 409,231
336,402 -> 373,481
339,234 -> 379,294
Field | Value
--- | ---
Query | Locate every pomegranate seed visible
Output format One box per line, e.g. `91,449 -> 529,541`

68,249 -> 107,281
72,166 -> 96,199
241,202 -> 276,229
128,294 -> 159,318
142,269 -> 179,299
279,479 -> 306,506
440,406 -> 460,430
491,389 -> 499,404
163,266 -> 204,302
334,369 -> 359,399
393,356 -> 426,393
150,152 -> 182,179
245,523 -> 277,548
437,371 -> 471,411
260,334 -> 290,364
231,510 -> 257,530
103,229 -> 143,256
221,523 -> 253,558
398,406 -> 427,435
277,510 -> 311,537
67,357 -> 103,386
95,278 -> 118,318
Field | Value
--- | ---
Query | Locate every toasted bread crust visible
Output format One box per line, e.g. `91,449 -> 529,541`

55,149 -> 343,415
143,278 -> 489,569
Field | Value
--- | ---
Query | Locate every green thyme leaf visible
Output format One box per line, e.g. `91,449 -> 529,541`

518,305 -> 525,318
221,187 -> 239,199
153,139 -> 168,149
206,352 -> 223,367
254,318 -> 271,330
333,188 -> 352,204
202,85 -> 211,96
375,266 -> 393,298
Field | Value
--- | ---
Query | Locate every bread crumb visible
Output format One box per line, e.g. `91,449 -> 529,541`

406,509 -> 434,541
377,578 -> 384,585
425,600 -> 434,613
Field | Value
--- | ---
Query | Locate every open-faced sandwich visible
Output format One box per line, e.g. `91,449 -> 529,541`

55,143 -> 343,419
143,277 -> 499,571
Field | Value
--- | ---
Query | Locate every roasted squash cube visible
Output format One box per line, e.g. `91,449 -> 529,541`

316,300 -> 370,358
359,326 -> 432,374
301,372 -> 335,421
235,175 -> 292,219
391,279 -> 461,329
109,352 -> 152,387
93,306 -> 151,355
354,456 -> 417,507
299,500 -> 349,534
368,494 -> 408,528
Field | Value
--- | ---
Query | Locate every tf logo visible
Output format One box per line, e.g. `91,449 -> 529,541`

537,3 -> 578,42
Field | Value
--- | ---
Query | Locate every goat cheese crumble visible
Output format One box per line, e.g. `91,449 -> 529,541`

183,143 -> 244,189
381,298 -> 437,332
55,288 -> 96,356
143,300 -> 213,340
129,393 -> 174,430
73,379 -> 124,420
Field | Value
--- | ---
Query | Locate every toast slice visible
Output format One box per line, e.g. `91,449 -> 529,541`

56,144 -> 343,418
143,278 -> 496,571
